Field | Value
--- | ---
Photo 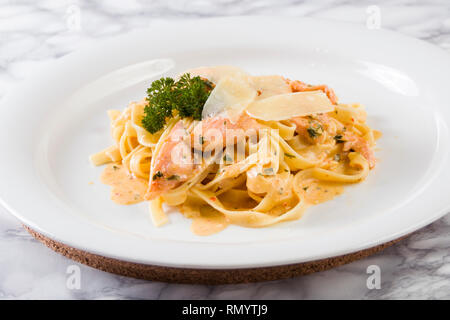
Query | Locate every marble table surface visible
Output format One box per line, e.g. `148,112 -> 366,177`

1,0 -> 450,299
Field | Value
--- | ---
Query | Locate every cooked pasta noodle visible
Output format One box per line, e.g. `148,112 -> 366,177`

91,67 -> 379,235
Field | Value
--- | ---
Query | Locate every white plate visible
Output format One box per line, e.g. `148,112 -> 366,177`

1,17 -> 450,269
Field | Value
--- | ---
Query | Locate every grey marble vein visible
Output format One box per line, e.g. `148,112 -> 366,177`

0,0 -> 449,299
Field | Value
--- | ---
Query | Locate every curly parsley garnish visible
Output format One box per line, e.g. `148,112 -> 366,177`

142,73 -> 213,134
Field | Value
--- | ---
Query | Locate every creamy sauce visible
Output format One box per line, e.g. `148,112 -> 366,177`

300,179 -> 344,205
101,164 -> 344,235
190,206 -> 229,236
373,130 -> 383,140
100,164 -> 148,205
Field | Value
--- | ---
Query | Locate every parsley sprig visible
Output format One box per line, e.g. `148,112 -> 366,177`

142,73 -> 213,134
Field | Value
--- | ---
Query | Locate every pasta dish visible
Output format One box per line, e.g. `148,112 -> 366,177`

90,66 -> 379,235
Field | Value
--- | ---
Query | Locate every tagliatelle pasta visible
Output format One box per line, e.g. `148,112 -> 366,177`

90,66 -> 380,236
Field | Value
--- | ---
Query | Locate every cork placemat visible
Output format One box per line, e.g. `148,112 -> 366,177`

24,225 -> 407,285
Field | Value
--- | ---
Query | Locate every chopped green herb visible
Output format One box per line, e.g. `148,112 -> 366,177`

112,165 -> 119,171
263,167 -> 274,175
167,175 -> 180,181
303,186 -> 309,191
307,124 -> 323,138
284,153 -> 295,158
334,134 -> 345,143
223,154 -> 233,162
152,171 -> 163,180
142,73 -> 213,133
199,135 -> 205,145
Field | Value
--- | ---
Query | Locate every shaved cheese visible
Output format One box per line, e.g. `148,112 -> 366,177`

246,91 -> 334,121
202,74 -> 257,121
182,65 -> 248,84
188,67 -> 332,122
251,75 -> 291,100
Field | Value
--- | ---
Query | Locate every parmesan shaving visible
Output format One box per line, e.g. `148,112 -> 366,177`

251,75 -> 291,100
201,74 -> 257,121
245,91 -> 334,121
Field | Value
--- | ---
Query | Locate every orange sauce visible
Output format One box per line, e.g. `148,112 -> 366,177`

190,206 -> 229,236
300,179 -> 344,205
100,164 -> 148,205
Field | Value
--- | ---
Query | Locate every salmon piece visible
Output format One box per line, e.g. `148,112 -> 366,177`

291,116 -> 324,144
291,113 -> 375,168
291,113 -> 342,144
342,132 -> 376,168
289,80 -> 338,105
146,114 -> 262,200
192,113 -> 262,151
146,121 -> 195,200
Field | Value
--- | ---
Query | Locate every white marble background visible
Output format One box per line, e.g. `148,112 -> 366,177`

1,0 -> 450,299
